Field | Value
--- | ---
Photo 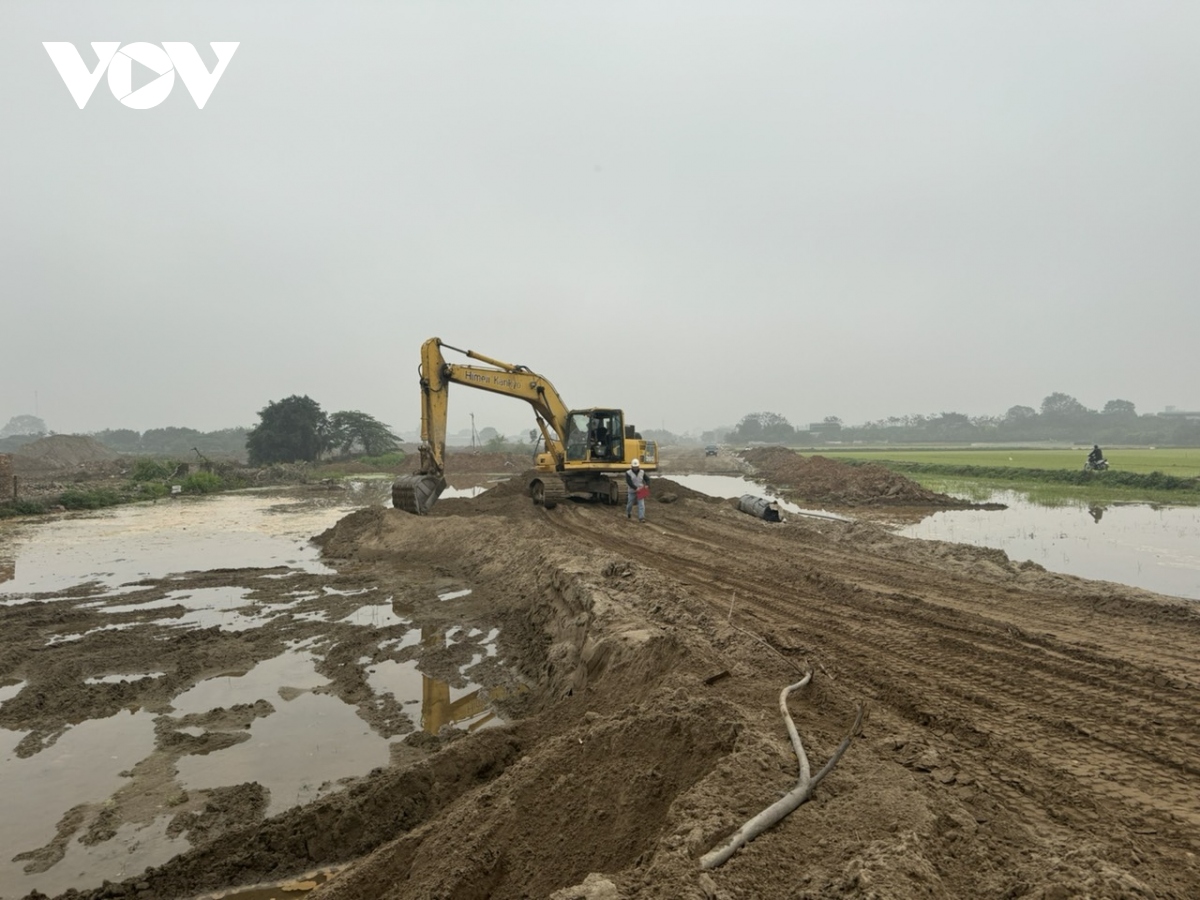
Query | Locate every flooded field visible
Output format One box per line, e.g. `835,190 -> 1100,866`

669,473 -> 1200,603
899,491 -> 1200,602
0,486 -> 512,899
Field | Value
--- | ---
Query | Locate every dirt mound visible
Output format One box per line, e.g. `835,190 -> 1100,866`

442,450 -> 531,474
740,446 -> 970,508
13,435 -> 120,470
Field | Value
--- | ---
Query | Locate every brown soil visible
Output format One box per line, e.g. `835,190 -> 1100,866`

739,445 -> 978,509
440,450 -> 535,476
11,436 -> 120,473
8,460 -> 1200,900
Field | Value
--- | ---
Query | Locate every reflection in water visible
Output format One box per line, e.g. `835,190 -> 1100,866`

183,864 -> 348,900
366,628 -> 506,735
417,629 -> 505,734
901,491 -> 1200,601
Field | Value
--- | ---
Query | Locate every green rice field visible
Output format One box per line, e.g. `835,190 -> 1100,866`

802,446 -> 1200,506
811,446 -> 1200,476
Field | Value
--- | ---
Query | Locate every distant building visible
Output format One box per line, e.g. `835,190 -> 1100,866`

807,421 -> 842,441
1158,406 -> 1200,421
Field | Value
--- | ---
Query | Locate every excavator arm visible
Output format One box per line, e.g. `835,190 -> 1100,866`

394,338 -> 573,514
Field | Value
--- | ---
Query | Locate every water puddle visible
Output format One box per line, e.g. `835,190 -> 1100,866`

83,673 -> 165,685
172,650 -> 392,814
900,491 -> 1200,601
170,639 -> 505,814
669,473 -> 851,521
46,621 -> 139,645
0,709 -> 158,898
43,816 -> 185,899
379,632 -> 424,652
440,485 -> 488,499
1,681 -> 27,704
0,487 -> 514,897
339,602 -> 409,627
171,650 -> 330,716
0,489 -> 358,599
175,690 -> 390,815
101,587 -> 278,632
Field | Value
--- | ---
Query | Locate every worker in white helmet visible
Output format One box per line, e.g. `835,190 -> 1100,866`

625,458 -> 650,523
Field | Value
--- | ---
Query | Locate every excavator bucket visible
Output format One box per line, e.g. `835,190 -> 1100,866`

392,474 -> 446,515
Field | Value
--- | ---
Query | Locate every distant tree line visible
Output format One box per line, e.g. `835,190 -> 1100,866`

725,394 -> 1200,446
91,426 -> 251,459
840,393 -> 1200,445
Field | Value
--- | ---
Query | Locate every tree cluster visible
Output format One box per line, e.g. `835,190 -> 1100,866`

0,415 -> 48,438
729,412 -> 798,444
245,396 -> 399,465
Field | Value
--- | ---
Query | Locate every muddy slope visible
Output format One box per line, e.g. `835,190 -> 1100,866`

740,445 -> 976,508
24,478 -> 1200,900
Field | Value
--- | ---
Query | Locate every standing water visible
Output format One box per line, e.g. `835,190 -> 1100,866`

0,487 -> 509,898
899,491 -> 1200,601
667,477 -> 1200,602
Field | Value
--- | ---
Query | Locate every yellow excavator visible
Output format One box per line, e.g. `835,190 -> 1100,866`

393,338 -> 658,514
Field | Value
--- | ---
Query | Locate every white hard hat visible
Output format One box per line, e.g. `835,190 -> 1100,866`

631,458 -> 640,467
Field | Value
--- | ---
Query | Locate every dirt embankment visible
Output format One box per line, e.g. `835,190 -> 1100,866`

439,450 -> 533,475
10,436 -> 120,473
312,486 -> 1200,900
739,445 -> 991,511
16,466 -> 1199,900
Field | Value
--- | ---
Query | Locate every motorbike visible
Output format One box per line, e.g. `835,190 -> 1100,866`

1083,457 -> 1109,472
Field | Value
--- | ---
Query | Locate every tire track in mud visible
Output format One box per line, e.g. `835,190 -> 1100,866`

547,503 -> 1200,836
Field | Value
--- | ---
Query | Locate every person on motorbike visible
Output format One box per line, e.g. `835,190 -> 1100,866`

1087,444 -> 1106,469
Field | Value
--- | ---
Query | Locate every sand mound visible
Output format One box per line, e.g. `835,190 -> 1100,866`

13,435 -> 120,470
739,446 -> 966,507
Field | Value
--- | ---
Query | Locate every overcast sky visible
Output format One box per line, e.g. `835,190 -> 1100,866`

2,2 -> 1197,440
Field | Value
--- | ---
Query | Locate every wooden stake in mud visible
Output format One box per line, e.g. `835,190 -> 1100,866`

699,673 -> 863,871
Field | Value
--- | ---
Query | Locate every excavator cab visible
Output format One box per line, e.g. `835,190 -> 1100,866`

583,410 -> 625,462
566,410 -> 624,462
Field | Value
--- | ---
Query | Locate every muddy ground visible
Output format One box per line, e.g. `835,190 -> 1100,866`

3,447 -> 1199,899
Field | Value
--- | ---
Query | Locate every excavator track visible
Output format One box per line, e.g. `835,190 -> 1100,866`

528,476 -> 568,510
